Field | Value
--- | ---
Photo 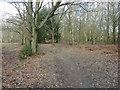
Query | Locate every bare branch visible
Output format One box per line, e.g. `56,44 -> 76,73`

34,0 -> 44,14
38,1 -> 62,29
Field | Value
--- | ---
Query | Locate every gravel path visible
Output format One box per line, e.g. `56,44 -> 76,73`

40,44 -> 118,88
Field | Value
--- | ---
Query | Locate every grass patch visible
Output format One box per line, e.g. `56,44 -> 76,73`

14,66 -> 24,70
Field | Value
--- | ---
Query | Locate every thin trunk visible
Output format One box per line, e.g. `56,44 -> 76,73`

51,19 -> 55,46
78,18 -> 81,43
91,29 -> 95,45
68,7 -> 72,44
118,2 -> 120,87
52,30 -> 55,46
51,1 -> 55,46
72,29 -> 74,43
118,2 -> 120,45
112,4 -> 116,44
21,31 -> 26,45
113,22 -> 116,44
107,2 -> 110,44
21,33 -> 24,45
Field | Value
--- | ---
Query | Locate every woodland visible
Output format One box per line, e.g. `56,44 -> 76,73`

1,0 -> 120,88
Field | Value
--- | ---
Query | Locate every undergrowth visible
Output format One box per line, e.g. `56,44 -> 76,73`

19,43 -> 35,60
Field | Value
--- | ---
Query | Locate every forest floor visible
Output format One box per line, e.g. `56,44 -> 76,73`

2,43 -> 118,88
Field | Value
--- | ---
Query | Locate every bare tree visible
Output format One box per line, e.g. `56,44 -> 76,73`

8,0 -> 88,53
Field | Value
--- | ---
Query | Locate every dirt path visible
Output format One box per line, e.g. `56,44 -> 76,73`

40,44 -> 118,88
2,43 -> 118,88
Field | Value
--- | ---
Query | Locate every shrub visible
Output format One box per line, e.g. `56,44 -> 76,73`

20,43 -> 34,57
19,55 -> 27,60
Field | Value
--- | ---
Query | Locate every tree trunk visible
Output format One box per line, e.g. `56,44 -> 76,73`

51,18 -> 55,46
21,34 -> 24,45
31,27 -> 37,53
52,29 -> 55,46
118,2 -> 120,87
31,0 -> 39,53
112,3 -> 116,45
113,22 -> 116,44
106,2 -> 110,44
118,2 -> 120,45
78,17 -> 81,43
21,32 -> 26,45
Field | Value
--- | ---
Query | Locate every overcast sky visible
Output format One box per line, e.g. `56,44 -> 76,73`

0,0 -> 76,20
0,0 -> 119,21
0,1 -> 17,20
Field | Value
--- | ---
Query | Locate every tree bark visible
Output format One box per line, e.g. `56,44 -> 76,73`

31,27 -> 37,53
31,0 -> 38,53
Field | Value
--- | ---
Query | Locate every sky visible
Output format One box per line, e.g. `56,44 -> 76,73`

0,1 -> 17,20
0,0 -> 62,20
0,0 -> 119,21
0,0 -> 74,20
